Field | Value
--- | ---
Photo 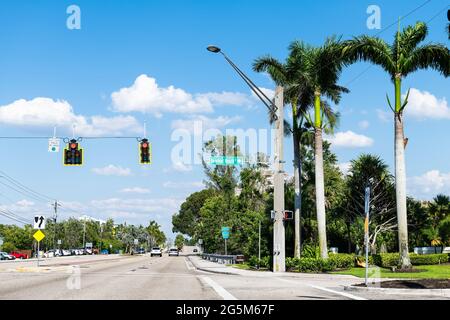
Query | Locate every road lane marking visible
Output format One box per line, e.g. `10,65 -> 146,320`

199,276 -> 237,300
184,258 -> 195,271
308,284 -> 367,300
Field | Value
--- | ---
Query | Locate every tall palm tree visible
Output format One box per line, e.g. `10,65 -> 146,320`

289,38 -> 349,259
254,38 -> 345,259
342,21 -> 449,269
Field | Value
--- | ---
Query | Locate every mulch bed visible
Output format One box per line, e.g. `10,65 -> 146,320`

356,279 -> 450,289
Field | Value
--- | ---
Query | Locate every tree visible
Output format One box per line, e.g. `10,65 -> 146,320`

175,234 -> 185,250
253,44 -> 340,258
288,37 -> 349,259
342,21 -> 449,269
172,189 -> 216,238
339,154 -> 396,253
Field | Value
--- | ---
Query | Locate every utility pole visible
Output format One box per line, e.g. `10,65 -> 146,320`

52,201 -> 60,250
273,86 -> 286,272
82,219 -> 86,250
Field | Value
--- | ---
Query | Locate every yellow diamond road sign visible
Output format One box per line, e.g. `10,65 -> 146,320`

33,230 -> 45,242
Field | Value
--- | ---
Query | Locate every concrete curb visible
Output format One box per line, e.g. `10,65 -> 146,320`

344,285 -> 450,297
186,256 -> 239,276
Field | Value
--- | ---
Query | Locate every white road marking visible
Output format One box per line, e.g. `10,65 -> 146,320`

199,276 -> 237,300
308,284 -> 367,300
184,258 -> 195,271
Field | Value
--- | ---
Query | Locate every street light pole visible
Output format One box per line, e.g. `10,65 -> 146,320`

207,45 -> 285,272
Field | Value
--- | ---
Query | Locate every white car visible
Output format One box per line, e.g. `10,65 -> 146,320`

150,247 -> 162,257
168,248 -> 179,256
0,252 -> 15,260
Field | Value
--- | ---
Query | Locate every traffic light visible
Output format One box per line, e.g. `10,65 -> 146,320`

63,139 -> 83,166
139,139 -> 151,164
283,210 -> 293,221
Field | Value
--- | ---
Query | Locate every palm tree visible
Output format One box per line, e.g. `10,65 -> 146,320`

254,38 -> 345,259
342,21 -> 449,269
288,38 -> 349,259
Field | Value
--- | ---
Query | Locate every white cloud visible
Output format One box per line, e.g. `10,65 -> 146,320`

119,187 -> 150,194
163,181 -> 204,189
408,170 -> 450,199
92,165 -> 131,176
90,198 -> 182,214
171,115 -> 241,134
358,120 -> 370,130
405,88 -> 450,120
337,162 -> 352,176
111,74 -> 255,116
0,97 -> 141,136
326,131 -> 374,148
376,108 -> 392,122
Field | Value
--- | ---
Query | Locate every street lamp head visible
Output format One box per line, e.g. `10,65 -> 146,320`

207,45 -> 221,53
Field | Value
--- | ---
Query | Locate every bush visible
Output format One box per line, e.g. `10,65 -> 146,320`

410,253 -> 448,265
373,253 -> 449,267
248,255 -> 270,269
328,253 -> 355,269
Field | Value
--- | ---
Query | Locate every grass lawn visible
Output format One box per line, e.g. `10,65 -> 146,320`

333,264 -> 450,279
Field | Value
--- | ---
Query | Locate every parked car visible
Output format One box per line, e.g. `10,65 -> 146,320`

150,247 -> 162,257
137,249 -> 145,254
62,249 -> 71,256
0,252 -> 15,260
10,251 -> 28,259
168,248 -> 179,256
0,252 -> 12,260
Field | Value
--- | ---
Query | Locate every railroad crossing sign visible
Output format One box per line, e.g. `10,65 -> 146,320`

33,215 -> 46,230
33,230 -> 45,242
48,138 -> 60,152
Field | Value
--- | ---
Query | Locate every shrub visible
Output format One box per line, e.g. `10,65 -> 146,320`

373,253 -> 449,267
410,253 -> 448,265
248,255 -> 270,269
328,253 -> 355,269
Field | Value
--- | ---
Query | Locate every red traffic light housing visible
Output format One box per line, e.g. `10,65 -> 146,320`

64,139 -> 83,166
283,210 -> 293,221
139,139 -> 151,164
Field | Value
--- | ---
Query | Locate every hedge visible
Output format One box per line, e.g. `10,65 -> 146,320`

286,253 -> 354,272
248,256 -> 270,269
373,253 -> 449,268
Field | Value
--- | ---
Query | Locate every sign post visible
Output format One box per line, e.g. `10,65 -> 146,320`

221,227 -> 230,255
364,185 -> 371,286
33,215 -> 46,268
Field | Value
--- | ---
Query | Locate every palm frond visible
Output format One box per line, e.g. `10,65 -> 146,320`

401,44 -> 450,77
252,55 -> 288,85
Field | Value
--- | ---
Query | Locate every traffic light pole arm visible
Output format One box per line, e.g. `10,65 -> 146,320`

219,52 -> 278,119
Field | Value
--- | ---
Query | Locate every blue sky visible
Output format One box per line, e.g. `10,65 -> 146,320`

0,0 -> 449,238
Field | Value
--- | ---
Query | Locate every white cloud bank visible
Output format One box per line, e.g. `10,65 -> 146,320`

405,88 -> 450,120
119,187 -> 150,194
92,165 -> 131,176
326,131 -> 374,148
111,74 -> 256,117
408,170 -> 450,199
0,97 -> 141,136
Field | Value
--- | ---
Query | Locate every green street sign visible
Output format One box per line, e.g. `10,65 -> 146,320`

209,156 -> 243,166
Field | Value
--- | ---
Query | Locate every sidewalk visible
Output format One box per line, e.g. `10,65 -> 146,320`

186,255 -> 359,281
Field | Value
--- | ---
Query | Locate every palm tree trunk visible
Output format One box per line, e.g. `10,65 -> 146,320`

314,91 -> 328,259
394,75 -> 411,269
293,129 -> 301,258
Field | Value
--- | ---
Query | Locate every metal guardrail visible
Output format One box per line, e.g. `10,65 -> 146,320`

202,253 -> 245,264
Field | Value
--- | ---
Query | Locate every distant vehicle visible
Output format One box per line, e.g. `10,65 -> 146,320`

0,252 -> 8,260
137,249 -> 145,254
101,249 -> 109,255
150,247 -> 162,257
85,248 -> 93,255
0,252 -> 15,260
193,248 -> 198,253
168,248 -> 179,256
10,251 -> 28,259
62,249 -> 71,256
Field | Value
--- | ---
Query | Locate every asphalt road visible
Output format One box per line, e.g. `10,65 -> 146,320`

0,254 -> 448,300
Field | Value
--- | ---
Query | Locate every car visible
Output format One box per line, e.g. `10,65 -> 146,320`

10,251 -> 28,259
168,248 -> 179,256
150,247 -> 162,257
0,252 -> 15,260
62,249 -> 72,256
137,249 -> 145,254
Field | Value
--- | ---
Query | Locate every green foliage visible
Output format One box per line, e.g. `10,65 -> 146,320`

286,254 -> 354,272
248,256 -> 270,269
175,234 -> 185,250
373,253 -> 449,267
328,253 -> 355,269
1,242 -> 16,252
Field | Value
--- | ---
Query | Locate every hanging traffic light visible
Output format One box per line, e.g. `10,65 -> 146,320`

139,139 -> 151,164
63,139 -> 83,166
